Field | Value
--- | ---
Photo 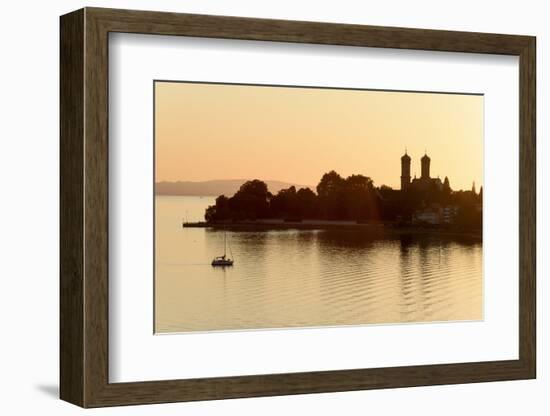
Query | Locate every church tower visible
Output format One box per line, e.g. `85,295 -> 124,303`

421,152 -> 431,179
401,150 -> 411,190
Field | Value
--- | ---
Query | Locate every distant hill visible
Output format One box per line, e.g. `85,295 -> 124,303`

155,179 -> 314,197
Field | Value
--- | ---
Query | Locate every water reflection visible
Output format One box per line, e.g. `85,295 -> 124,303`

155,196 -> 482,332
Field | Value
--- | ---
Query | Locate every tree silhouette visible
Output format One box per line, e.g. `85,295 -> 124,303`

270,186 -> 299,218
342,174 -> 379,220
230,180 -> 271,219
205,194 -> 230,221
296,187 -> 318,218
316,171 -> 345,219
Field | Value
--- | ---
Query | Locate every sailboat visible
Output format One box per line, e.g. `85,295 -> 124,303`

211,228 -> 234,266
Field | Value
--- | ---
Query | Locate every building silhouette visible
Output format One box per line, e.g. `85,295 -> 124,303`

400,151 -> 444,192
400,151 -> 411,190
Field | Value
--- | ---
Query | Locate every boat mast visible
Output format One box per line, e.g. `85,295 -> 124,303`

224,229 -> 227,257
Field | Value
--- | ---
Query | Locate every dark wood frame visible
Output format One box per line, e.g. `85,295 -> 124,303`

60,7 -> 536,408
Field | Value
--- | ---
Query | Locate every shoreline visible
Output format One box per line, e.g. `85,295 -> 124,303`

183,220 -> 482,240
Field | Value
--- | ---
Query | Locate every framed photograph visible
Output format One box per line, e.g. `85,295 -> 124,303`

60,7 -> 536,407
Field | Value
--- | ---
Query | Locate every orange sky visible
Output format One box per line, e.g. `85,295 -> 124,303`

155,81 -> 483,191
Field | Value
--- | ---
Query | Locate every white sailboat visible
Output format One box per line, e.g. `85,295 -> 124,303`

211,229 -> 234,266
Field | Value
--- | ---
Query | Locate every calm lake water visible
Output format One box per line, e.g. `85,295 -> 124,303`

155,196 -> 483,333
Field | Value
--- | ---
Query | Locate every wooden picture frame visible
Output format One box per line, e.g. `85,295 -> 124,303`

60,7 -> 536,408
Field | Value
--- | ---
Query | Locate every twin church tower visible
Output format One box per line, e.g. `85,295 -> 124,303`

400,150 -> 445,192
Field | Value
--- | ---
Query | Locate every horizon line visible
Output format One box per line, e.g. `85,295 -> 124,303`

154,178 -> 482,192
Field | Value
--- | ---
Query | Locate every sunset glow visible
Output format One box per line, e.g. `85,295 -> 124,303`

155,81 -> 483,191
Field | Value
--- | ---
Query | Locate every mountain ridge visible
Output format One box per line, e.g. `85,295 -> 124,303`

155,179 -> 314,197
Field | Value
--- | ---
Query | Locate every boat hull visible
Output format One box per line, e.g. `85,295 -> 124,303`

211,259 -> 234,266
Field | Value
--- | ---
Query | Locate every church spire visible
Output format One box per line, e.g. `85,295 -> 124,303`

400,149 -> 411,190
420,151 -> 430,179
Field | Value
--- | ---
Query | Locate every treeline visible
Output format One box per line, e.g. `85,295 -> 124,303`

204,170 -> 482,229
205,171 -> 380,222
